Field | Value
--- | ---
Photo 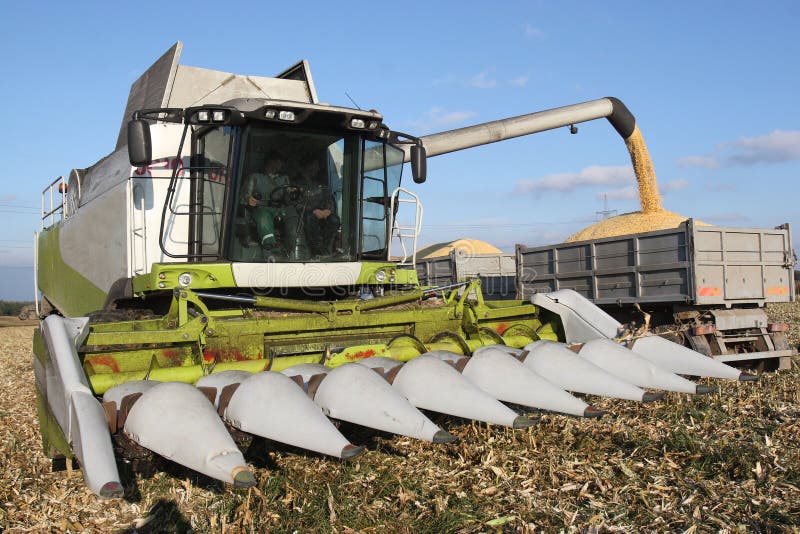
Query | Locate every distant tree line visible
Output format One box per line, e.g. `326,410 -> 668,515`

0,300 -> 34,316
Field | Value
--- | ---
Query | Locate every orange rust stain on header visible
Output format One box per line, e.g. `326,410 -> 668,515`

345,349 -> 377,362
84,354 -> 121,373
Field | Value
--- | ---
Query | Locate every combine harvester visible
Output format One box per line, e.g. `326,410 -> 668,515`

34,43 -> 756,497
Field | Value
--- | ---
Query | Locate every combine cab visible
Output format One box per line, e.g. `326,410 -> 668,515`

34,43 -> 758,497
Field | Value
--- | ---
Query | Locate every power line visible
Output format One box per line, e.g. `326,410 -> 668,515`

424,220 -> 593,229
0,203 -> 40,210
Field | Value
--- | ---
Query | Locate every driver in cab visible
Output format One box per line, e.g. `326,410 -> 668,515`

240,151 -> 299,255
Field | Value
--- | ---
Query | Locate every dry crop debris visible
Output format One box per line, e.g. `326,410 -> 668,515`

1,320 -> 799,533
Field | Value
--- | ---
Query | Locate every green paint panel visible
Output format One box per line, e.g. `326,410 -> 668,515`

36,387 -> 73,459
79,281 -> 547,393
133,263 -> 237,294
37,226 -> 107,316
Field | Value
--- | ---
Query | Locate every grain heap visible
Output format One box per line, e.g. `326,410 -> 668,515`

416,238 -> 502,259
566,126 -> 702,243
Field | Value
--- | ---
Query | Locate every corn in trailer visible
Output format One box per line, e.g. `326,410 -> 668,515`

34,42 -> 755,498
416,249 -> 518,300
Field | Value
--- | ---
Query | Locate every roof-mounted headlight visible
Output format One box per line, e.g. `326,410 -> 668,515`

350,118 -> 365,129
278,110 -> 296,121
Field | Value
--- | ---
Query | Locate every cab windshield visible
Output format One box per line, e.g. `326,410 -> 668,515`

224,124 -> 403,263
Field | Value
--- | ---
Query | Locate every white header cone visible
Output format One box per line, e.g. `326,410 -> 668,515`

103,380 -> 159,406
629,335 -> 743,380
386,355 -> 534,428
521,340 -> 651,402
578,339 -> 701,394
312,363 -> 454,443
462,347 -> 594,417
280,363 -> 329,383
196,370 -> 253,406
225,371 -> 363,459
123,382 -> 255,487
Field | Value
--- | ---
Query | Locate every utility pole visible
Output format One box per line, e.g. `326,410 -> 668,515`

595,194 -> 617,221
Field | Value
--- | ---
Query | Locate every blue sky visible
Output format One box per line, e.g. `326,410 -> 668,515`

1,1 -> 798,300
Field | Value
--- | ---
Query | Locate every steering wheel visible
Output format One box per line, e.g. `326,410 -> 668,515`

269,184 -> 305,205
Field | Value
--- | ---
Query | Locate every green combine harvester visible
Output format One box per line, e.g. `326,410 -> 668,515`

34,43 -> 756,497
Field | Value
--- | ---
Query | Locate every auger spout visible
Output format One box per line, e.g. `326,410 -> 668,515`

281,363 -> 455,443
111,381 -> 255,487
412,98 -> 635,159
196,371 -> 365,460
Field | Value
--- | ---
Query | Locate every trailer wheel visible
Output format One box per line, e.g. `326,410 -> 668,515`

686,333 -> 713,357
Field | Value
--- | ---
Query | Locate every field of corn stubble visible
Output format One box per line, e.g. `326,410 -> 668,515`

1,305 -> 799,533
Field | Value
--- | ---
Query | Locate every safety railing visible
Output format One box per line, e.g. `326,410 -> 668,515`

389,187 -> 423,267
41,176 -> 67,228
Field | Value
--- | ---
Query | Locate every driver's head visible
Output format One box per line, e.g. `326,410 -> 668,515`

264,152 -> 284,174
300,159 -> 321,180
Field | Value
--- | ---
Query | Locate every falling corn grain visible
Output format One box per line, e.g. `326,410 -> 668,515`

566,125 -> 704,242
625,126 -> 662,214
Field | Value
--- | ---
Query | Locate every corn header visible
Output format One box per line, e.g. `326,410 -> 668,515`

34,43 -> 757,497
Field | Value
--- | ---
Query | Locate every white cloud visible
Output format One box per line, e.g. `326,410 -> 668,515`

468,71 -> 497,89
727,129 -> 800,165
661,178 -> 690,194
431,75 -> 458,87
408,107 -> 478,131
596,186 -> 638,201
524,24 -> 544,38
678,155 -> 719,169
510,75 -> 530,87
701,212 -> 751,224
514,165 -> 634,195
679,129 -> 800,169
705,182 -> 736,192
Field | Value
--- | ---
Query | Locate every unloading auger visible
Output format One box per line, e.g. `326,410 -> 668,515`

33,43 -> 758,498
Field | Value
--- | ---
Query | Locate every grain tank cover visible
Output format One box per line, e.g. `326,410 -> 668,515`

115,42 -> 318,150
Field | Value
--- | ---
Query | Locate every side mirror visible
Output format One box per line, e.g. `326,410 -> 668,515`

411,145 -> 427,184
127,119 -> 152,166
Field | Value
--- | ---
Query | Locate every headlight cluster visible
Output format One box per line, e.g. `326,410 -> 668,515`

191,109 -> 229,124
350,117 -> 380,130
264,109 -> 297,122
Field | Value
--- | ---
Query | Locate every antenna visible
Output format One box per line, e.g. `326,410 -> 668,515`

596,194 -> 617,221
344,92 -> 362,110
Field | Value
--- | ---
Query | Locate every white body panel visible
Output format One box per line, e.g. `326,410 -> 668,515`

232,262 -> 363,288
54,124 -> 191,293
